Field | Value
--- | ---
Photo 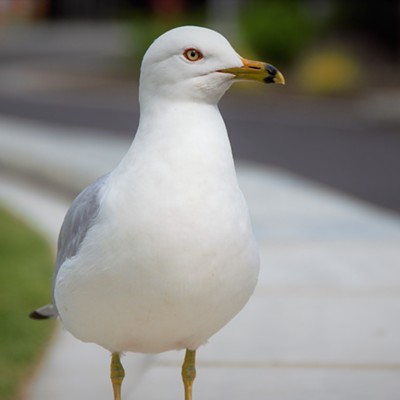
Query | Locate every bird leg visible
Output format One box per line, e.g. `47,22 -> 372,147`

111,352 -> 125,400
181,349 -> 196,400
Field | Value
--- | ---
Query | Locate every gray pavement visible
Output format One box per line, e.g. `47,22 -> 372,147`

1,115 -> 400,399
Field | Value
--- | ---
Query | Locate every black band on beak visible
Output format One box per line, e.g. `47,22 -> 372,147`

263,64 -> 278,83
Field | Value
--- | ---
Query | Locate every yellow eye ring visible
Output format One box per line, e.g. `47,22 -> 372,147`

183,48 -> 203,62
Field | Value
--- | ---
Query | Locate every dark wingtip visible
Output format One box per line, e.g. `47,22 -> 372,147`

29,304 -> 57,320
29,310 -> 51,320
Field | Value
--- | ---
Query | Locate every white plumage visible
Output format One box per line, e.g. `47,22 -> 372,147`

55,26 -> 260,353
31,25 -> 284,400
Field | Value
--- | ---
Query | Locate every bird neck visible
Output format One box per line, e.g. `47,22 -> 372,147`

120,98 -> 236,178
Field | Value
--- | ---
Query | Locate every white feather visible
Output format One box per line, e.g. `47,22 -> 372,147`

55,26 -> 259,354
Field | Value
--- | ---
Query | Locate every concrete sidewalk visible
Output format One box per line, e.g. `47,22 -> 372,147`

1,116 -> 400,400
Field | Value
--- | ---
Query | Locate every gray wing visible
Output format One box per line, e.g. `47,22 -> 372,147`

54,173 -> 109,279
30,173 -> 109,320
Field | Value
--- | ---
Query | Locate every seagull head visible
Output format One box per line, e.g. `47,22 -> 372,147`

139,26 -> 284,106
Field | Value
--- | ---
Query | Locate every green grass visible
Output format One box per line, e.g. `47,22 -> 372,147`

0,205 -> 54,400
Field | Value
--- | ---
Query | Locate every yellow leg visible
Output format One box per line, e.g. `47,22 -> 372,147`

181,349 -> 196,400
110,352 -> 125,400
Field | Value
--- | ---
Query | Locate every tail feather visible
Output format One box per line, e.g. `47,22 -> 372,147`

29,304 -> 57,320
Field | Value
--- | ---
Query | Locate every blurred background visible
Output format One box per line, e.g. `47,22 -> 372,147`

0,0 -> 399,210
1,1 -> 400,400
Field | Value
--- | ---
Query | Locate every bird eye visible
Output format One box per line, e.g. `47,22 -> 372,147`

183,48 -> 203,62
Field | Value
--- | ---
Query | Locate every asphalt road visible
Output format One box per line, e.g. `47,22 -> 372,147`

0,87 -> 399,214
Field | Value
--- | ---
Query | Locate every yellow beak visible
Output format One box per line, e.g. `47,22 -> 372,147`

219,57 -> 285,85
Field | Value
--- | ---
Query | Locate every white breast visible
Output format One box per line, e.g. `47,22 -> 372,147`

55,102 -> 260,353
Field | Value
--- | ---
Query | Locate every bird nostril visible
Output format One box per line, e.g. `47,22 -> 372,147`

248,66 -> 261,70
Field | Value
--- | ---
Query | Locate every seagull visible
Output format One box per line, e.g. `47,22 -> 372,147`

30,25 -> 284,400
